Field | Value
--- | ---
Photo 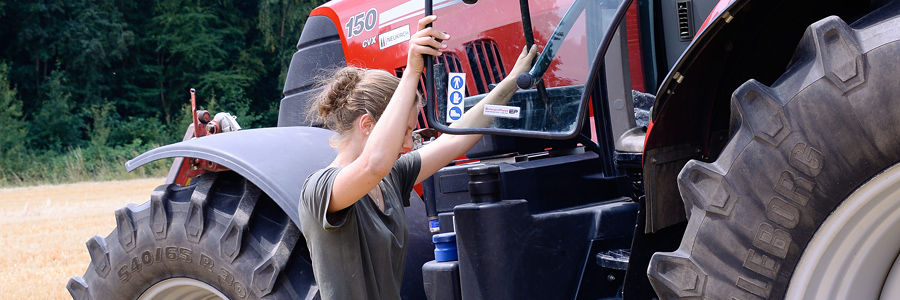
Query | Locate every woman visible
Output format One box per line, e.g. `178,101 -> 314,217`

299,15 -> 537,299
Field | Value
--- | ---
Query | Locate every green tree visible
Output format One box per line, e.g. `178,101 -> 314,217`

255,0 -> 323,125
0,0 -> 330,186
31,69 -> 83,152
59,0 -> 134,106
149,0 -> 253,124
88,102 -> 114,148
0,62 -> 28,178
8,0 -> 132,111
258,0 -> 318,78
10,0 -> 68,107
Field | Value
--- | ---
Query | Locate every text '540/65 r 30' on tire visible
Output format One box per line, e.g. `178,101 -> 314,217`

67,171 -> 319,300
649,2 -> 900,300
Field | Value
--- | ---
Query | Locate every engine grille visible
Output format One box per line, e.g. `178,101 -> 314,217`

465,39 -> 507,94
395,52 -> 465,96
395,52 -> 464,128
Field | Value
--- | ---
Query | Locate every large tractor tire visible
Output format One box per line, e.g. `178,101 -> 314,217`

67,171 -> 318,299
649,3 -> 900,299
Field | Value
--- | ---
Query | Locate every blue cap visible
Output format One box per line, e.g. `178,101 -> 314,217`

432,232 -> 456,243
432,232 -> 458,262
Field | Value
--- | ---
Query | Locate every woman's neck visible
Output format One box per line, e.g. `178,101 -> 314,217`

331,135 -> 366,168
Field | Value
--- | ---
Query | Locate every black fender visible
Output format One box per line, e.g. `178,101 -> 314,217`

126,126 -> 337,226
641,0 -> 880,233
126,126 -> 433,299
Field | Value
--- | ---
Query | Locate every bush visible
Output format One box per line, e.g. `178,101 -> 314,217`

0,140 -> 172,188
0,61 -> 29,185
30,70 -> 85,152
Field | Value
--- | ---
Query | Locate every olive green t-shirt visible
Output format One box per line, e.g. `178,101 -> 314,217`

299,151 -> 421,300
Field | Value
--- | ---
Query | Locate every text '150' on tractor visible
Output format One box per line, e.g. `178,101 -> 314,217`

69,0 -> 900,299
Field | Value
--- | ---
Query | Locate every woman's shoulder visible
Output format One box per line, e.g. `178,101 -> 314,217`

306,166 -> 341,183
302,166 -> 342,198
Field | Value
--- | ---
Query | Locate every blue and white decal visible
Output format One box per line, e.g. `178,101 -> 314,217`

447,72 -> 466,123
448,107 -> 463,122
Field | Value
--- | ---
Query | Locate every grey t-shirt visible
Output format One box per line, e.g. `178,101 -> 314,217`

299,151 -> 421,300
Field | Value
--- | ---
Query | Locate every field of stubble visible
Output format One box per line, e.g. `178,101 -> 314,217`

0,178 -> 165,299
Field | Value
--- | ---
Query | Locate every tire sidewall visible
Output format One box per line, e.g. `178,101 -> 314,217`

105,210 -> 255,299
74,173 -> 301,300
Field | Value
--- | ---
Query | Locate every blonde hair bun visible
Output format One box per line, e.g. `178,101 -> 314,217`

309,67 -> 401,148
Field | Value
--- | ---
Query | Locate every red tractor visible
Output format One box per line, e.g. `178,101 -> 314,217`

69,0 -> 900,299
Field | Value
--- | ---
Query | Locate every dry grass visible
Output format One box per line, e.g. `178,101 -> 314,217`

0,178 -> 165,299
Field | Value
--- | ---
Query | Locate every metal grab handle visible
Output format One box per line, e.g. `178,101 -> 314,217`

425,0 -> 435,112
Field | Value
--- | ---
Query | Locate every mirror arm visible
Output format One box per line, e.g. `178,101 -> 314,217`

518,0 -> 536,47
517,0 -> 559,127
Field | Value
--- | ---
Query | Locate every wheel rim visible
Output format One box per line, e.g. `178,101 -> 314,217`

786,163 -> 900,300
138,278 -> 229,300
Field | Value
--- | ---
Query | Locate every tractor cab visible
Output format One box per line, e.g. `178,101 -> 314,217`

419,0 -> 646,221
416,0 -> 648,298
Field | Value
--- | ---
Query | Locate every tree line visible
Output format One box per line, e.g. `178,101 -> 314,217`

0,0 -> 326,186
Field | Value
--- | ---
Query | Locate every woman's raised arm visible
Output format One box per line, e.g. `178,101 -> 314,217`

327,16 -> 450,213
415,45 -> 538,184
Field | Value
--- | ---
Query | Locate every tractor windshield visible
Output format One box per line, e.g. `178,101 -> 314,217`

429,0 -> 629,139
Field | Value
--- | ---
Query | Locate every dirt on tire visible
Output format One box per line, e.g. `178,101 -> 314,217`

0,178 -> 164,299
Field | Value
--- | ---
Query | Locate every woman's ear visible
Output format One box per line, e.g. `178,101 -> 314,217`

358,114 -> 375,135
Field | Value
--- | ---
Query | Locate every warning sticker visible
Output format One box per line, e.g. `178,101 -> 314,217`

483,104 -> 521,119
447,72 -> 466,123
